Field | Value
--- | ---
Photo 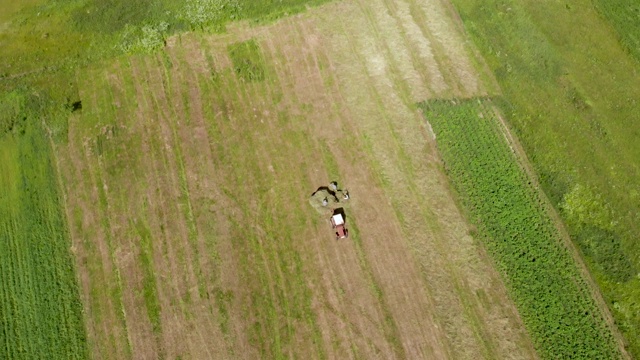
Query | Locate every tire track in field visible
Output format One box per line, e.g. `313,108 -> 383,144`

129,59 -> 186,359
360,0 -> 434,101
325,28 -> 483,355
59,119 -> 112,358
109,61 -> 179,360
186,39 -> 300,358
63,71 -> 133,360
259,8 -> 444,358
259,30 -> 360,359
387,0 -> 449,97
268,22 -> 385,358
121,59 -> 176,359
408,0 -> 484,96
194,62 -> 264,359
222,71 -> 292,358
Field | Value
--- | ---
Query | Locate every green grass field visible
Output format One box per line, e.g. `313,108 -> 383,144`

450,0 -> 640,356
0,101 -> 87,359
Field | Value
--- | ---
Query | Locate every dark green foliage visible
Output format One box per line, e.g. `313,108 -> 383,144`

238,0 -> 330,22
0,121 -> 88,360
0,89 -> 51,138
71,0 -> 333,40
537,170 -> 570,208
3,0 -> 333,76
228,40 -> 266,82
420,99 -> 621,359
72,0 -> 168,33
573,226 -> 636,283
0,91 -> 28,137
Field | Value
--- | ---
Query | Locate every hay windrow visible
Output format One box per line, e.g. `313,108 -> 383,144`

309,184 -> 350,215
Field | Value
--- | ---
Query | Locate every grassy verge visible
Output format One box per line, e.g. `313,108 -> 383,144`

0,0 -> 334,79
0,0 -> 335,141
0,107 -> 87,359
420,98 -> 621,359
590,0 -> 640,61
449,0 -> 640,356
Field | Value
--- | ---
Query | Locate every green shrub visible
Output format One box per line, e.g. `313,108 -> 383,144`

573,226 -> 636,283
0,91 -> 27,137
72,0 -> 165,34
117,22 -> 170,54
179,0 -> 241,29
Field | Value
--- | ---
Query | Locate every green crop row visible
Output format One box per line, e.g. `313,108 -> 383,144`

0,109 -> 87,359
419,99 -> 621,359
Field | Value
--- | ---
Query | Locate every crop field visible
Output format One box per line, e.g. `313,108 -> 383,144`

49,0 -> 545,358
450,0 -> 640,356
0,118 -> 87,359
3,0 -> 638,358
421,99 -> 623,359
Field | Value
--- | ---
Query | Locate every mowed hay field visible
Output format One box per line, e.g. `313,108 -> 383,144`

54,0 -> 538,358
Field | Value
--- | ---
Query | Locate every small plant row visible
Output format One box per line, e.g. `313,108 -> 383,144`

419,98 -> 621,359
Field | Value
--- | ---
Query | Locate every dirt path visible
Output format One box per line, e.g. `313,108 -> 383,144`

56,0 -> 537,359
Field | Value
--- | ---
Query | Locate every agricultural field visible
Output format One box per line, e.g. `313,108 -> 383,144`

2,0 -> 638,359
51,0 -> 545,358
450,0 -> 640,357
0,106 -> 87,358
421,99 -> 623,359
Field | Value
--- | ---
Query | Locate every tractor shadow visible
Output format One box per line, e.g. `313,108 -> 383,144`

311,186 -> 339,201
332,207 -> 346,222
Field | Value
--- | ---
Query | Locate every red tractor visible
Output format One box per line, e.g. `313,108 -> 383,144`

330,211 -> 348,239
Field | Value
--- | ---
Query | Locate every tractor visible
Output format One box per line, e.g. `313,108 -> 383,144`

330,209 -> 348,239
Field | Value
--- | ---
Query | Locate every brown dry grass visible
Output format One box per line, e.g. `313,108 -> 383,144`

55,0 -> 537,358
